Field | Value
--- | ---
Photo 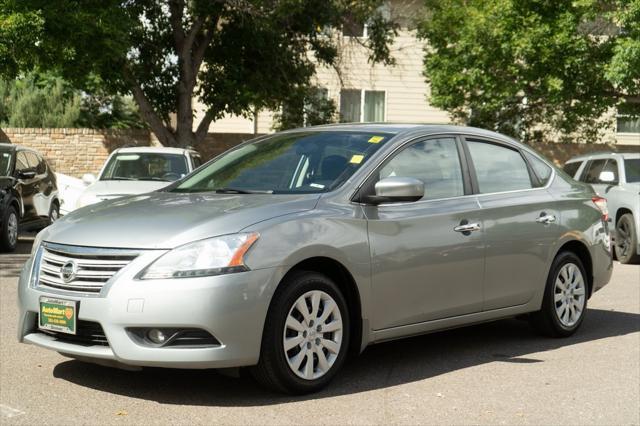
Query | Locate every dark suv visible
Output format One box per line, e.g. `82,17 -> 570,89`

0,144 -> 59,252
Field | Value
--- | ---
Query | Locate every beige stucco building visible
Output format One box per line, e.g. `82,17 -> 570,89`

194,0 -> 639,146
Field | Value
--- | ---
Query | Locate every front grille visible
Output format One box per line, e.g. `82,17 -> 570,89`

35,317 -> 109,346
37,243 -> 139,294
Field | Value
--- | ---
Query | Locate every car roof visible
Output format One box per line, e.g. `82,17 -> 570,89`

0,143 -> 39,154
566,151 -> 640,163
114,146 -> 197,155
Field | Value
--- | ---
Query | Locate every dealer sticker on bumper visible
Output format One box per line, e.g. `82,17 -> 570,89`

39,297 -> 77,335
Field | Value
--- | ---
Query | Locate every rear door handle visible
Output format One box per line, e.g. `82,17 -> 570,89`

454,223 -> 481,233
536,213 -> 556,224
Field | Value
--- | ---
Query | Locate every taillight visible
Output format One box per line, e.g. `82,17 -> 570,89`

592,196 -> 609,221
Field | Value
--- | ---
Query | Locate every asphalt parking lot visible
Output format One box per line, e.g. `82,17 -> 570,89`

1,235 -> 638,425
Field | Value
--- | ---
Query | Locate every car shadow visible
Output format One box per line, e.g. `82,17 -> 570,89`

52,308 -> 639,406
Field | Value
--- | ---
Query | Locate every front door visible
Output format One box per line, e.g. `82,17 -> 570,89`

364,136 -> 485,330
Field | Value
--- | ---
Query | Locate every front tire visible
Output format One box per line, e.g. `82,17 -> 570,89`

0,205 -> 19,252
48,200 -> 60,225
530,252 -> 588,337
251,271 -> 350,394
615,213 -> 640,264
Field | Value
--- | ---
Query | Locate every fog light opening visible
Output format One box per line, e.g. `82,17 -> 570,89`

147,329 -> 167,344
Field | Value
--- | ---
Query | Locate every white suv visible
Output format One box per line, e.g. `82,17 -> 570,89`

75,147 -> 202,210
564,152 -> 640,264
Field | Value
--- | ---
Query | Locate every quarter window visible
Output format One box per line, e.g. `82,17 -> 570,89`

15,152 -> 29,172
523,151 -> 553,187
467,141 -> 532,193
563,161 -> 582,178
380,138 -> 464,200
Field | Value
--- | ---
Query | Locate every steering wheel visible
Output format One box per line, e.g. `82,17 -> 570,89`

162,172 -> 181,181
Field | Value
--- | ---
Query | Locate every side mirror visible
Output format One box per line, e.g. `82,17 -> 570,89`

17,170 -> 36,180
363,177 -> 425,205
82,173 -> 96,185
598,171 -> 616,184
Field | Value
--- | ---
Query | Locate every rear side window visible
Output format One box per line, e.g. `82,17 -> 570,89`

625,158 -> 640,183
15,152 -> 29,172
380,137 -> 464,200
467,140 -> 532,193
191,154 -> 202,169
562,161 -> 582,178
523,151 -> 553,187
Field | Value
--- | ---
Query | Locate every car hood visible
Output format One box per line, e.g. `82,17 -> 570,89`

84,180 -> 172,198
42,191 -> 320,249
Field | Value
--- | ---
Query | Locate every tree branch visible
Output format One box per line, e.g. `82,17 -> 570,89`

168,0 -> 186,53
123,66 -> 177,146
195,109 -> 216,143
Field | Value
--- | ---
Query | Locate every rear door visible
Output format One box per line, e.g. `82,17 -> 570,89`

364,136 -> 485,329
14,151 -> 37,220
464,138 -> 559,310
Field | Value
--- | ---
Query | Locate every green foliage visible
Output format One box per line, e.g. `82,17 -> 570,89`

272,87 -> 338,131
1,0 -> 396,146
418,0 -> 640,143
0,71 -> 145,128
0,71 -> 81,127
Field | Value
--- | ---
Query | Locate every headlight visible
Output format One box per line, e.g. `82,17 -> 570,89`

31,230 -> 45,256
138,233 -> 259,280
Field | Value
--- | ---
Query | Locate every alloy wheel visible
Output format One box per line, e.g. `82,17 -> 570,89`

616,220 -> 631,258
554,263 -> 586,327
283,290 -> 343,380
7,212 -> 18,247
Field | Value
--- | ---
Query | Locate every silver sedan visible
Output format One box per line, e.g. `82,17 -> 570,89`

18,124 -> 612,394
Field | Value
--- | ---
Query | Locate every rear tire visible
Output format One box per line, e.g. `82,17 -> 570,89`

530,252 -> 588,337
251,270 -> 350,394
615,213 -> 640,264
0,205 -> 19,252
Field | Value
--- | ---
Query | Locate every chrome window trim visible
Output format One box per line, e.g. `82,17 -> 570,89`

349,131 -> 556,207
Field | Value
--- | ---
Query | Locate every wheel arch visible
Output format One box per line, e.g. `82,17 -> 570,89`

280,256 -> 364,358
555,240 -> 594,298
615,207 -> 633,224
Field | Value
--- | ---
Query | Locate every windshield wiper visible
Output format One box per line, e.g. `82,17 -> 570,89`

104,177 -> 136,181
214,187 -> 273,194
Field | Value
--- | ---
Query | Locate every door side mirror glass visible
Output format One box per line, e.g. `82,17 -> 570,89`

364,177 -> 425,205
82,173 -> 97,185
598,171 -> 616,183
17,170 -> 36,180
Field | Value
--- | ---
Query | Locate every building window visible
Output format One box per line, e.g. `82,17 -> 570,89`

617,116 -> 640,134
339,89 -> 386,123
342,14 -> 366,37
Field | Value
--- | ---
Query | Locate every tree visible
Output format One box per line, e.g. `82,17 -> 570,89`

272,86 -> 338,131
1,0 -> 396,147
418,0 -> 640,143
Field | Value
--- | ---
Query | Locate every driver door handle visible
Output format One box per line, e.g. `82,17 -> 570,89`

536,213 -> 556,224
454,223 -> 481,233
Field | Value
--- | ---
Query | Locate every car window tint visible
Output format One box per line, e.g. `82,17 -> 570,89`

25,152 -> 39,169
582,159 -> 607,184
467,140 -> 532,193
624,158 -> 640,183
191,154 -> 202,168
380,137 -> 464,200
563,161 -> 582,178
35,154 -> 47,174
15,152 -> 29,172
523,151 -> 553,187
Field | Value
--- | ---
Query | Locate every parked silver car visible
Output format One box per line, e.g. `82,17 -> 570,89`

18,125 -> 612,394
563,152 -> 640,264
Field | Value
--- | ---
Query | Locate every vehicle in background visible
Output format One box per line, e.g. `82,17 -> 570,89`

0,143 -> 59,252
563,152 -> 640,264
75,147 -> 202,210
55,173 -> 85,216
19,125 -> 612,394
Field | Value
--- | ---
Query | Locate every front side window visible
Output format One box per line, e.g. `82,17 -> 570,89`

172,131 -> 393,194
624,159 -> 640,183
101,153 -> 189,182
563,161 -> 582,178
582,159 -> 608,184
15,152 -> 29,172
380,137 -> 464,200
467,140 -> 532,193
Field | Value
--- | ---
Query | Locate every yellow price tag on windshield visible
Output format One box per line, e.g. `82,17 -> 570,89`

368,136 -> 384,144
350,154 -> 364,164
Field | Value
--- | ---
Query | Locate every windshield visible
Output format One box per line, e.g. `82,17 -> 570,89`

0,148 -> 12,177
101,152 -> 188,182
625,158 -> 640,183
171,131 -> 394,194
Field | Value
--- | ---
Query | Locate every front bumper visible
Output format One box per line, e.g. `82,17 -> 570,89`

18,255 -> 283,369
